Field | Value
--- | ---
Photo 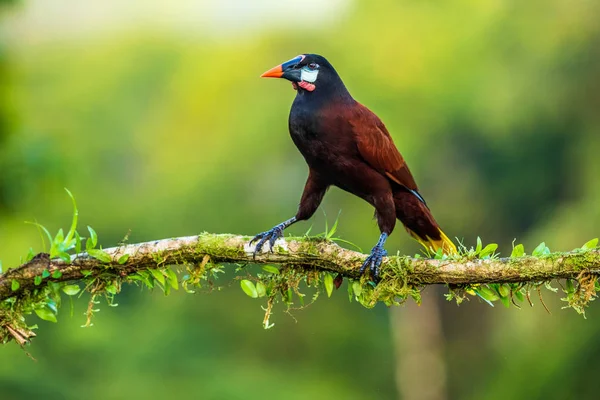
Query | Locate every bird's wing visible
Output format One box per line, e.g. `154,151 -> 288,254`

352,103 -> 420,193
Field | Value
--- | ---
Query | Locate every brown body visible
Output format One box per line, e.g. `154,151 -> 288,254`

291,99 -> 452,252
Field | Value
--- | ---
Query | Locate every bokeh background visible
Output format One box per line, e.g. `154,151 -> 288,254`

1,0 -> 600,399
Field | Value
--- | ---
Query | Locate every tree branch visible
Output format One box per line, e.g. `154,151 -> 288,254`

2,233 -> 599,302
1,233 -> 599,345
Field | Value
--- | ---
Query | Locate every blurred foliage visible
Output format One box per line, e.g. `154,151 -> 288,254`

1,0 -> 600,399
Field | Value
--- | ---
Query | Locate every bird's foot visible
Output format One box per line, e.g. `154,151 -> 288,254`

249,224 -> 286,257
359,234 -> 389,282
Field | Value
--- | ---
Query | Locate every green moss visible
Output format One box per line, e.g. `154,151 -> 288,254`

296,237 -> 325,255
196,233 -> 245,259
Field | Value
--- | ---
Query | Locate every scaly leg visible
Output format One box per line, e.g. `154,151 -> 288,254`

359,233 -> 389,280
360,193 -> 396,281
249,217 -> 297,256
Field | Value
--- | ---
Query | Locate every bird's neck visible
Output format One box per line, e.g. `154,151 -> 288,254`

294,79 -> 354,109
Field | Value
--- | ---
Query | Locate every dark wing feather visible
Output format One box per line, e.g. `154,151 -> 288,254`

351,103 -> 421,195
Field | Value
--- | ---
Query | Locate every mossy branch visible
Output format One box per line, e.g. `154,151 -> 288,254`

2,233 -> 600,303
1,233 -> 600,346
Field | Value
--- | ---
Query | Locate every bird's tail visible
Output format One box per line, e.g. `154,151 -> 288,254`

407,227 -> 457,255
393,190 -> 457,255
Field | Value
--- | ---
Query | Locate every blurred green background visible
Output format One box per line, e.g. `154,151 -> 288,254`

1,0 -> 600,399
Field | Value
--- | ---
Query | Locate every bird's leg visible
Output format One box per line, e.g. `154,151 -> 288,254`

249,217 -> 297,256
359,233 -> 389,282
360,193 -> 395,281
250,170 -> 328,257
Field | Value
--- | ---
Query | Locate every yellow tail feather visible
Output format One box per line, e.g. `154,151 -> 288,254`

408,229 -> 457,255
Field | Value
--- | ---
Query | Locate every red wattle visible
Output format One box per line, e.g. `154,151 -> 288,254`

298,81 -> 316,92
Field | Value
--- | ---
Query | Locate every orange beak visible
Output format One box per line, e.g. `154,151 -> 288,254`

260,64 -> 283,78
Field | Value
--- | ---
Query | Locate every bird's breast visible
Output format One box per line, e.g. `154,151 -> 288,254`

289,110 -> 353,165
289,114 -> 371,196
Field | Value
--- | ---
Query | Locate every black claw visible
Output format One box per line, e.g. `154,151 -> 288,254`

250,225 -> 285,258
248,233 -> 264,246
360,245 -> 387,282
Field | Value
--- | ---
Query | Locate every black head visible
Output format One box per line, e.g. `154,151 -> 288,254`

261,53 -> 350,98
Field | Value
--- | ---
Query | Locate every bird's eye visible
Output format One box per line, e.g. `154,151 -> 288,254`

308,63 -> 319,70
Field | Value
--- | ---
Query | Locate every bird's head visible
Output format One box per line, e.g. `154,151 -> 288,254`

260,54 -> 337,93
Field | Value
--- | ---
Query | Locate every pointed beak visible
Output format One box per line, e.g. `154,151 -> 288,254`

260,64 -> 283,78
260,55 -> 305,80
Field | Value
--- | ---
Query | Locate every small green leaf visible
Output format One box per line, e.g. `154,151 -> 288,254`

118,254 -> 130,265
63,239 -> 76,252
532,242 -> 548,256
324,273 -> 334,298
479,243 -> 498,258
42,269 -> 51,278
499,296 -> 510,308
511,244 -> 525,258
166,268 -> 179,290
139,273 -> 154,289
81,269 -> 92,277
262,265 -> 280,274
475,236 -> 483,253
105,283 -> 118,295
514,289 -> 524,302
285,287 -> 293,303
26,248 -> 35,262
352,281 -> 363,297
88,249 -> 112,263
149,269 -> 166,286
87,226 -> 98,250
240,280 -> 258,298
566,279 -> 575,294
34,276 -> 42,286
477,286 -> 499,302
256,281 -> 266,298
581,238 -> 598,250
57,252 -> 71,263
266,281 -> 274,297
62,285 -> 81,296
53,228 -> 65,247
35,307 -> 57,323
11,279 -> 20,291
52,270 -> 63,279
498,284 -> 510,298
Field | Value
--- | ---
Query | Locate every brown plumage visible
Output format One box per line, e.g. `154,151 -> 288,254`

251,54 -> 456,281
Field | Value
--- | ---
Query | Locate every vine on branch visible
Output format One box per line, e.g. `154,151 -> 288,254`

0,190 -> 599,348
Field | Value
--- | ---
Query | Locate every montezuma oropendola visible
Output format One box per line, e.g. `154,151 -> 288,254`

250,54 -> 457,281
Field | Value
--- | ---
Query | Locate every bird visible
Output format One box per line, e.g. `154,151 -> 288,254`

250,54 -> 456,281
